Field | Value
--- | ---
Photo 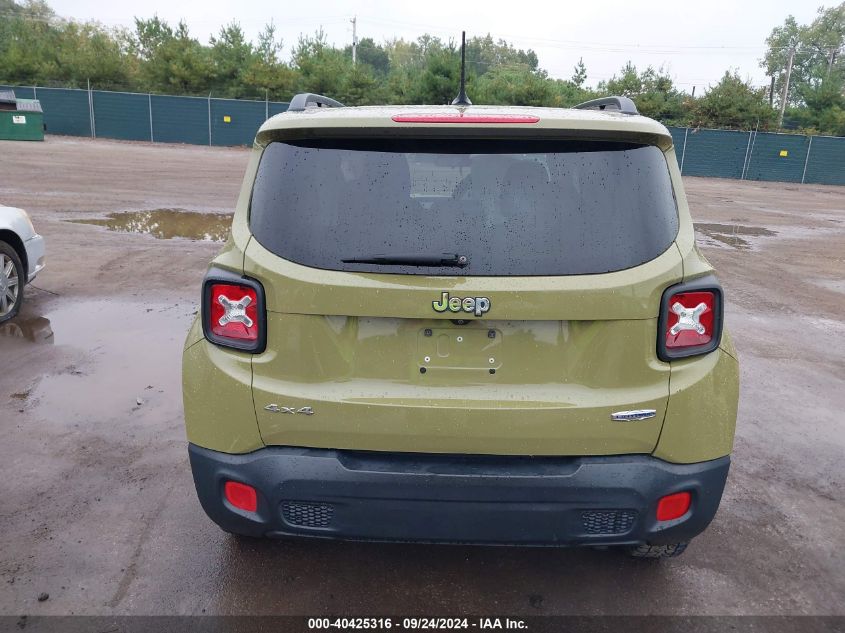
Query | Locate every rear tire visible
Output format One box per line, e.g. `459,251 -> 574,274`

0,241 -> 24,324
628,541 -> 689,559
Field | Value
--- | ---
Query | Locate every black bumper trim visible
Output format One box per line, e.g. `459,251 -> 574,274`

188,444 -> 730,546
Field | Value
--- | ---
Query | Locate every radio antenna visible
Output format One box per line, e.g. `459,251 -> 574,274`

451,31 -> 472,106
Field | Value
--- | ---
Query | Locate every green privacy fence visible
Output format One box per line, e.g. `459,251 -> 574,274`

1,85 -> 289,147
802,136 -> 845,186
5,85 -> 92,136
151,95 -> 208,145
666,126 -> 842,185
2,84 -> 844,185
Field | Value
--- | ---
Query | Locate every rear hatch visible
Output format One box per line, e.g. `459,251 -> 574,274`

244,135 -> 682,455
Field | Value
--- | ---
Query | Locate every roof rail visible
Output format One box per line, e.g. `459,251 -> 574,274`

287,93 -> 345,112
573,96 -> 639,115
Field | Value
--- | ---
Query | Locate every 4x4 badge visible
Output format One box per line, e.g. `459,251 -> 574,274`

611,409 -> 656,422
264,404 -> 314,415
432,292 -> 490,317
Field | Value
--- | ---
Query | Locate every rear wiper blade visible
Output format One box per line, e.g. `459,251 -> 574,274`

342,253 -> 469,268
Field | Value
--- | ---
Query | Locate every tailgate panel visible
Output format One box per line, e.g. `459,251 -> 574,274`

251,316 -> 669,455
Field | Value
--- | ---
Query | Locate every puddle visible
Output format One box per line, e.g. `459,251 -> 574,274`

0,316 -> 54,344
68,209 -> 233,242
694,223 -> 777,249
812,278 -> 845,295
18,299 -> 195,422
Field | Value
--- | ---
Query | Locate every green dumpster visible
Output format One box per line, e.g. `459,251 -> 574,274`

0,90 -> 45,141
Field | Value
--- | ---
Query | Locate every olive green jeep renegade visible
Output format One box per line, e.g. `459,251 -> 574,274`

182,91 -> 739,558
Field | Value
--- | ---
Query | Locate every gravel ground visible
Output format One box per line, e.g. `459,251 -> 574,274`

0,136 -> 843,617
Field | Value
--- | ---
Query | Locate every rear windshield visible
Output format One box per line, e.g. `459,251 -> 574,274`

249,138 -> 678,276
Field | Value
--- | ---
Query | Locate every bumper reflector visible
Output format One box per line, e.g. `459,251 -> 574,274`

224,481 -> 257,513
656,491 -> 691,521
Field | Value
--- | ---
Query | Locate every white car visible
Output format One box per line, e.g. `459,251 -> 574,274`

0,205 -> 45,323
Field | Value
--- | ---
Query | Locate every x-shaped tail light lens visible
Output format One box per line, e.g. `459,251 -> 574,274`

209,283 -> 259,342
665,291 -> 715,349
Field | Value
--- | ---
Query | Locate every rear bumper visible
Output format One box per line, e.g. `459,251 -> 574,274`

189,444 -> 730,546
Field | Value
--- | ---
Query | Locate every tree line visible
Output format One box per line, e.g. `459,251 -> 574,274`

1,0 -> 843,135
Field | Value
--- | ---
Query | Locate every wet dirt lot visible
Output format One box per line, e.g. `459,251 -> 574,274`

1,136 -> 843,617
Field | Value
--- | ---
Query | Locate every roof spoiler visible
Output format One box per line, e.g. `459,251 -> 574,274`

573,96 -> 639,115
287,93 -> 345,112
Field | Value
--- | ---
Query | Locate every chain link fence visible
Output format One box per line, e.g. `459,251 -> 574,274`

2,84 -> 290,147
667,125 -> 842,185
2,84 -> 843,185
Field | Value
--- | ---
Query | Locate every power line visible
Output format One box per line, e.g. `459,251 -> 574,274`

358,14 -> 797,53
2,8 -> 831,91
0,11 -> 352,27
0,10 -> 806,53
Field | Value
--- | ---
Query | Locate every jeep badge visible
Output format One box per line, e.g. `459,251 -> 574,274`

432,292 -> 490,317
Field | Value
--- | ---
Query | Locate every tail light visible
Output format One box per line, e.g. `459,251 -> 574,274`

657,276 -> 723,361
392,114 -> 540,124
202,269 -> 266,353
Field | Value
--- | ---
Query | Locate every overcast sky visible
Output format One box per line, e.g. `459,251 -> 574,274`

47,0 -> 822,92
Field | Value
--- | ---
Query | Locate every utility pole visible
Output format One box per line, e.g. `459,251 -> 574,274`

778,46 -> 796,128
350,16 -> 358,66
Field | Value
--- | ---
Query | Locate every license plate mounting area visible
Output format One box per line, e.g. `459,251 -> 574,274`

418,328 -> 502,370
